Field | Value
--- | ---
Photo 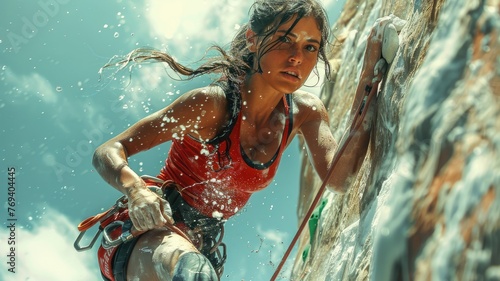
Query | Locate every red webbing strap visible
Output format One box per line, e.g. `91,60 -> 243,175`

77,179 -> 195,246
270,79 -> 381,280
78,207 -> 115,232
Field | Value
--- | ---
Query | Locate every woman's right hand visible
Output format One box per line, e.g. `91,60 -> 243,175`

127,186 -> 174,232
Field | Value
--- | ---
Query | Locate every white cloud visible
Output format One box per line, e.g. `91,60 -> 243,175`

256,225 -> 289,248
254,224 -> 294,278
3,68 -> 58,104
143,0 -> 338,46
144,0 -> 248,56
0,208 -> 99,281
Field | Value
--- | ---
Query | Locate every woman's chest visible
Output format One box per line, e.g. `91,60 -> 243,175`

238,112 -> 287,165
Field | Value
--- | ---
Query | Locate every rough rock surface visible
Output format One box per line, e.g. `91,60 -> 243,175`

291,0 -> 500,280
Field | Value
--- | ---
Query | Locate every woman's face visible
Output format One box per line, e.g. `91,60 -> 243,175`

250,16 -> 322,94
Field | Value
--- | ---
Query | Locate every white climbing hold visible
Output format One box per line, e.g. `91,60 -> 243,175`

382,23 -> 400,64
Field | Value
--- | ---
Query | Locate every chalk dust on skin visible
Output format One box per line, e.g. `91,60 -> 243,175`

139,246 -> 154,254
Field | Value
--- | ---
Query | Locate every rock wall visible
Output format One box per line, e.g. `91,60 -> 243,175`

292,0 -> 500,280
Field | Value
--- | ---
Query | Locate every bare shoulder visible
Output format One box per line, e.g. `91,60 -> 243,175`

171,85 -> 228,119
291,90 -> 329,126
177,85 -> 227,108
168,84 -> 229,139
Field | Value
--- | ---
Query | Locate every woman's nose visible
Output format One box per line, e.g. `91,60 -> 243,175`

288,47 -> 303,65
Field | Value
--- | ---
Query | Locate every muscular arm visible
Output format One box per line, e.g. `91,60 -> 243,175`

297,90 -> 375,193
92,86 -> 228,230
297,94 -> 337,185
297,17 -> 391,193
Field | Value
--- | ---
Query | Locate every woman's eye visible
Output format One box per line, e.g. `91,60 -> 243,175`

306,45 -> 318,52
279,36 -> 291,43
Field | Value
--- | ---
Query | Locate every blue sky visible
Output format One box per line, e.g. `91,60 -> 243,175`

0,1 -> 344,280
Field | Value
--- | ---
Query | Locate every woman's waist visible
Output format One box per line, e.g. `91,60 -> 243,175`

152,172 -> 250,219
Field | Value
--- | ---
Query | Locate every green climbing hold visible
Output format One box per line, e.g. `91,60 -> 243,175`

302,198 -> 328,261
302,244 -> 310,262
308,198 -> 328,244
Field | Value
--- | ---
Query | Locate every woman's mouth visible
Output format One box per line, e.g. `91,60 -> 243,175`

282,71 -> 301,81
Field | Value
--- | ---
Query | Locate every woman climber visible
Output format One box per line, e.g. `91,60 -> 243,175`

91,0 -> 396,280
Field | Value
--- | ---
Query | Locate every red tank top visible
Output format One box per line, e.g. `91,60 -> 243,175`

158,94 -> 293,219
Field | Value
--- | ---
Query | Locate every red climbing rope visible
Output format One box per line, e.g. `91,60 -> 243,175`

270,70 -> 384,281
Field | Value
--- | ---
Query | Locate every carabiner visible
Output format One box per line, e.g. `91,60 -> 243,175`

74,227 -> 103,252
101,221 -> 134,249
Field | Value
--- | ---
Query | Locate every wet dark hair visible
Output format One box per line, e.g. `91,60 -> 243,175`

103,0 -> 331,170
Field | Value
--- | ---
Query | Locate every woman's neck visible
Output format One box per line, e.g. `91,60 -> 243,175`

240,74 -> 285,126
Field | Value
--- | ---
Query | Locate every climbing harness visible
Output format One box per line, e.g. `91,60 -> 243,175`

73,177 -> 186,251
74,175 -> 227,279
269,16 -> 402,280
161,181 -> 227,277
74,194 -> 128,252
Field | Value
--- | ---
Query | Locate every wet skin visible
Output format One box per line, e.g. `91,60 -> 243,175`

92,14 -> 391,280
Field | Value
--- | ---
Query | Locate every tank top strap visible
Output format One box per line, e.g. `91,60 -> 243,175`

282,94 -> 294,146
